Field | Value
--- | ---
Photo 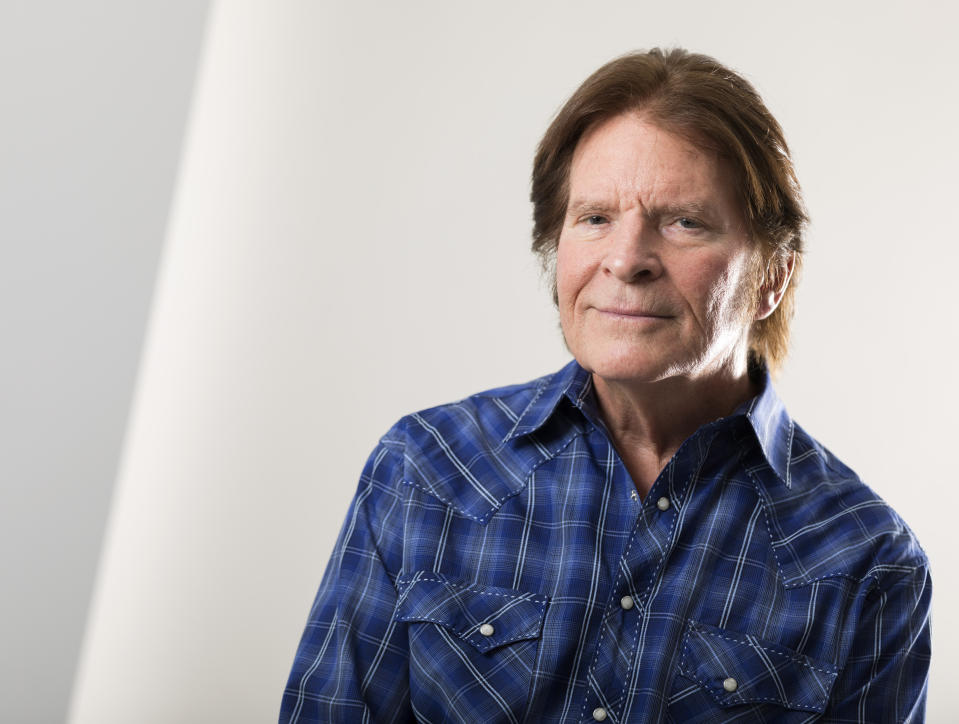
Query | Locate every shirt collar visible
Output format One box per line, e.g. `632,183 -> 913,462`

737,369 -> 795,487
506,359 -> 794,487
504,360 -> 592,441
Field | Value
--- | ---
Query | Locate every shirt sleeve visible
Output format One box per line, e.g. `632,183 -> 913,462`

279,439 -> 413,724
824,563 -> 932,723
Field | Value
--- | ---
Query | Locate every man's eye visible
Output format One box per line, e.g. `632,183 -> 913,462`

677,217 -> 701,229
585,215 -> 607,225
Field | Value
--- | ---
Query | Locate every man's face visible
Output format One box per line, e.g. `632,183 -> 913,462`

556,112 -> 759,385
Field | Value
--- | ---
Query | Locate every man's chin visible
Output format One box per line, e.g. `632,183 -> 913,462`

576,353 -> 676,387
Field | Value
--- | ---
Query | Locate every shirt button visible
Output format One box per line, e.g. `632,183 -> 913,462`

479,623 -> 494,637
592,707 -> 608,721
723,677 -> 738,692
656,496 -> 671,511
620,595 -> 635,610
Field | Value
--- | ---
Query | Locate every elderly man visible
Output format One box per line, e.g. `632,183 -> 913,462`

280,49 -> 930,723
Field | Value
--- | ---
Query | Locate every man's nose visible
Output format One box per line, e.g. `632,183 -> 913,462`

602,217 -> 662,282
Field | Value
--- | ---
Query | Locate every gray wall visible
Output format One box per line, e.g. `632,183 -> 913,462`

0,3 -> 209,721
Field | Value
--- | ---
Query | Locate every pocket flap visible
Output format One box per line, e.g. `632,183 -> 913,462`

679,621 -> 838,714
394,572 -> 549,653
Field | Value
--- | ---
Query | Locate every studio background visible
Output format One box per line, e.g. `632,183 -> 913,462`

2,1 -> 954,722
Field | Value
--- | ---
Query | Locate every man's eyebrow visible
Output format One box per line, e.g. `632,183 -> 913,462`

565,198 -> 616,215
651,201 -> 712,217
565,199 -> 717,217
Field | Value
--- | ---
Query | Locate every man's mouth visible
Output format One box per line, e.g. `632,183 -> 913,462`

596,306 -> 671,319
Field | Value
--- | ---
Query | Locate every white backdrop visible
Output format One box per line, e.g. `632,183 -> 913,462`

69,1 -> 957,721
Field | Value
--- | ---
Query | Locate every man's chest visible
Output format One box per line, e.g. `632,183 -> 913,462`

394,429 -> 851,722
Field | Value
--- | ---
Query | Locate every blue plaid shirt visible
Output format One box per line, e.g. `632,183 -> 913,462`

281,360 -> 930,723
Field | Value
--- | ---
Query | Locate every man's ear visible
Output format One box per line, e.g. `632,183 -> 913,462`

755,251 -> 796,321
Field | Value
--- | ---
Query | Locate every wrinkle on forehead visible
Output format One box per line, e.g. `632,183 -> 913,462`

567,112 -> 746,235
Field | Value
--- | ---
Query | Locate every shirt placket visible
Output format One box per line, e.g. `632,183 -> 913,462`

579,428 -> 711,723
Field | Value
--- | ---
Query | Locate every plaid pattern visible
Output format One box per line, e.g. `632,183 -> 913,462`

280,361 -> 930,723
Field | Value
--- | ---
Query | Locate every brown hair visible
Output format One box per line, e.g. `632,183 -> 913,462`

531,48 -> 807,372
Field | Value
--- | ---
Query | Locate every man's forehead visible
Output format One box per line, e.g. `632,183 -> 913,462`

573,112 -> 722,164
566,115 -> 739,213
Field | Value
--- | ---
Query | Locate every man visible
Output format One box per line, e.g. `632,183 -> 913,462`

280,48 -> 931,723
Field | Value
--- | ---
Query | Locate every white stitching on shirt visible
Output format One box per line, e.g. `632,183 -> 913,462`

395,575 -> 550,606
399,478 -> 489,524
503,381 -> 549,441
785,419 -> 795,488
579,447 -> 684,723
745,463 -> 925,589
691,625 -> 837,676
678,622 -> 831,711
394,612 -> 535,649
748,470 -> 791,586
400,414 -> 583,525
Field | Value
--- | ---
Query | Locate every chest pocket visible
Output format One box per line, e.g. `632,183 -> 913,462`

668,620 -> 838,723
394,572 -> 549,724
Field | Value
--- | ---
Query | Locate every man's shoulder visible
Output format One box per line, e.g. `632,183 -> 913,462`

760,420 -> 927,589
383,369 -> 559,447
375,368 -> 573,524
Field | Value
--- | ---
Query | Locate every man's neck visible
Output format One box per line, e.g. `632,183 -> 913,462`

591,366 -> 757,498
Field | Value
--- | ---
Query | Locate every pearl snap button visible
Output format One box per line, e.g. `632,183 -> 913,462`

656,496 -> 670,511
592,707 -> 608,721
479,623 -> 494,637
620,595 -> 635,610
723,677 -> 738,692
